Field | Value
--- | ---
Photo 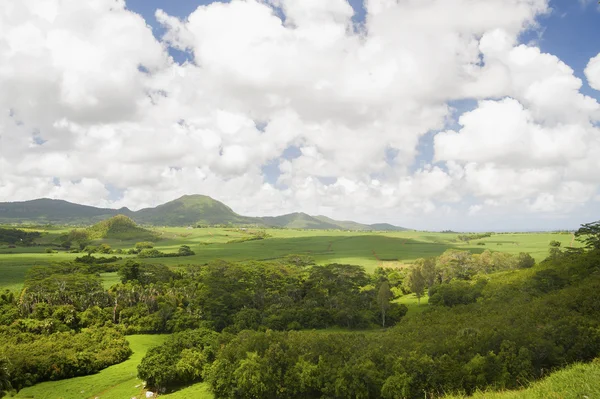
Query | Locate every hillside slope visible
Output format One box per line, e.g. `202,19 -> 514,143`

446,359 -> 600,399
259,213 -> 342,229
0,195 -> 408,230
0,198 -> 129,224
133,195 -> 254,227
85,215 -> 158,240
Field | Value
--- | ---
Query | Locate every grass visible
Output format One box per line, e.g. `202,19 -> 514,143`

14,335 -> 168,399
100,272 -> 121,289
159,383 -> 213,398
0,228 -> 580,291
397,293 -> 430,316
445,359 -> 600,399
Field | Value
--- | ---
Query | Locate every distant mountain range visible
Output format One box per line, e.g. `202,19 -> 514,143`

0,195 -> 408,231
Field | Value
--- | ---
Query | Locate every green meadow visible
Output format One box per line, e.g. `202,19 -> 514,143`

0,226 -> 577,292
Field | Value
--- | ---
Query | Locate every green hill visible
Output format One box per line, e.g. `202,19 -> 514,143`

133,195 -> 254,227
314,215 -> 407,231
259,213 -> 341,229
85,215 -> 158,240
0,195 -> 408,231
0,198 -> 128,224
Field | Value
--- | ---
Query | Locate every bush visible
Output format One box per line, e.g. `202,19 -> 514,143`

138,329 -> 219,391
135,241 -> 154,250
1,328 -> 131,391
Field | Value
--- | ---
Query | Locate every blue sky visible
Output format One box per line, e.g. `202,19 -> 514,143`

2,0 -> 600,230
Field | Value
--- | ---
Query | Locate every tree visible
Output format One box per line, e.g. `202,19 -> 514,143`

377,281 -> 393,327
575,221 -> 600,250
516,252 -> 535,269
178,245 -> 195,256
404,266 -> 426,305
0,357 -> 11,398
119,260 -> 140,283
135,241 -> 154,250
415,257 -> 437,287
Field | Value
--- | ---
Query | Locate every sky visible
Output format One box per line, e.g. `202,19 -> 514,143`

1,0 -> 600,231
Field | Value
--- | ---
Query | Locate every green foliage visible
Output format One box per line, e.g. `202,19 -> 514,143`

0,228 -> 41,245
13,335 -> 168,399
74,254 -> 122,265
0,327 -> 131,391
0,357 -> 11,397
446,359 -> 600,399
457,233 -> 493,242
428,279 -> 487,307
118,261 -> 179,286
137,245 -> 195,258
575,220 -> 600,250
0,223 -> 596,399
135,241 -> 154,249
137,329 -> 219,391
21,264 -> 110,313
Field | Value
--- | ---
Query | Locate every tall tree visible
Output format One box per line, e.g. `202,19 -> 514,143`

404,267 -> 426,305
575,221 -> 600,250
377,281 -> 393,327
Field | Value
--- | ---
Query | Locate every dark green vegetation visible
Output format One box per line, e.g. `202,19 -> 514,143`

0,195 -> 407,230
0,228 -> 41,245
113,260 -> 406,334
135,243 -> 599,398
0,216 -> 595,399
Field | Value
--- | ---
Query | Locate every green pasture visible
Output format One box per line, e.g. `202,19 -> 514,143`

15,335 -> 169,399
0,227 -> 579,292
134,228 -> 578,272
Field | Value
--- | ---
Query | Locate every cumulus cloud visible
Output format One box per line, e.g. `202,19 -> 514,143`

1,0 -> 599,229
587,53 -> 600,91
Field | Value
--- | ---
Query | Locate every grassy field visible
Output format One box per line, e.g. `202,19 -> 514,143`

14,335 -> 169,399
445,360 -> 600,399
0,227 -> 578,292
159,383 -> 213,398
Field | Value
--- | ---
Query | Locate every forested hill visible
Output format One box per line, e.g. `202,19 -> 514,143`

0,195 -> 408,231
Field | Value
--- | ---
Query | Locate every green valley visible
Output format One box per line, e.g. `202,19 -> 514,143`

0,198 -> 597,399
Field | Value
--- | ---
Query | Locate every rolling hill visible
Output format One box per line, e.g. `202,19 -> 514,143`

0,198 -> 130,224
0,195 -> 408,231
85,215 -> 158,241
134,195 -> 254,226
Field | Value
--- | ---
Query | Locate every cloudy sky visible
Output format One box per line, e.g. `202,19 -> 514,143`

1,0 -> 599,231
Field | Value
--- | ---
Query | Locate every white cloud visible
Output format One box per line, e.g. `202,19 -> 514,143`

2,0 -> 599,230
586,53 -> 600,91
